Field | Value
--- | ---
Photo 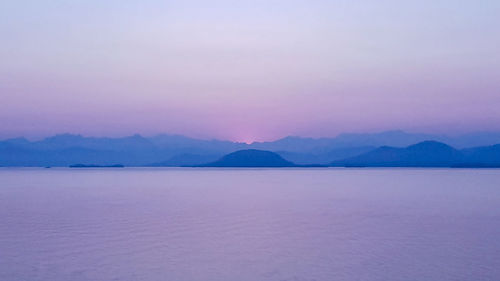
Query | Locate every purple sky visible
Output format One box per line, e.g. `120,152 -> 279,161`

1,1 -> 500,142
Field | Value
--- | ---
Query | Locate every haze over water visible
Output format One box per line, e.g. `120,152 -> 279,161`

1,168 -> 499,281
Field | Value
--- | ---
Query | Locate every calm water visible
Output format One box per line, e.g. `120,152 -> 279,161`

1,168 -> 499,281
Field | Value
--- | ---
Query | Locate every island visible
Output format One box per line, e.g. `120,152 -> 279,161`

69,164 -> 125,168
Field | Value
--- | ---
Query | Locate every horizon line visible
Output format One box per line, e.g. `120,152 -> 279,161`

2,129 -> 500,144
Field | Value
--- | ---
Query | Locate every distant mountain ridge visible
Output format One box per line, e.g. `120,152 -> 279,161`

1,131 -> 500,167
151,154 -> 221,167
331,141 -> 500,167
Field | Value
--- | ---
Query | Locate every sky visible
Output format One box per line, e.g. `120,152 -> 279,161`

1,0 -> 500,142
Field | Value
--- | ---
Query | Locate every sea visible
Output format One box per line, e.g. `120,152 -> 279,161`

1,168 -> 499,281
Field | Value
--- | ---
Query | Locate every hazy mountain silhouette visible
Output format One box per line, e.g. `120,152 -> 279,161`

459,144 -> 500,167
199,150 -> 296,167
151,153 -> 221,167
445,132 -> 500,148
330,141 -> 499,167
0,134 -> 234,166
248,130 -> 500,152
1,131 -> 500,167
276,146 -> 375,165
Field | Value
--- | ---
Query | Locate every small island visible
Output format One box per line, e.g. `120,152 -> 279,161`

69,164 -> 125,168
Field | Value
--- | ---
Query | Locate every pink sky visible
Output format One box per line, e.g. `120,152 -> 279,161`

1,1 -> 500,142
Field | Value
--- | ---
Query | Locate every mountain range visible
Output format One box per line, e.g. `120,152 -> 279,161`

1,130 -> 500,167
330,141 -> 500,167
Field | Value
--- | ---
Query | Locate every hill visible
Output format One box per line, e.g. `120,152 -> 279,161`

199,149 -> 296,167
331,141 -> 465,167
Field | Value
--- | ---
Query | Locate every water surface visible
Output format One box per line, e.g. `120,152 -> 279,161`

1,168 -> 499,281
